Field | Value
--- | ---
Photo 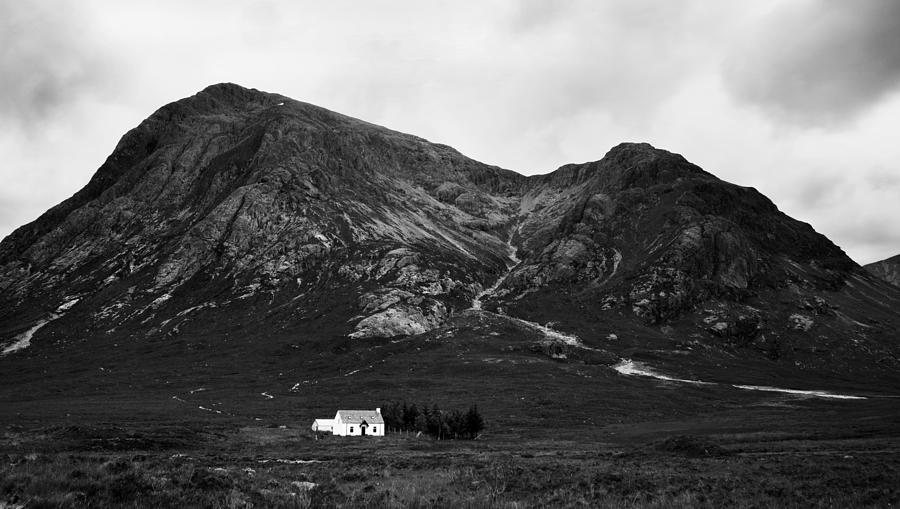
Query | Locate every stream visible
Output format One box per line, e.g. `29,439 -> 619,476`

470,229 -> 522,311
469,227 -> 594,349
612,359 -> 866,400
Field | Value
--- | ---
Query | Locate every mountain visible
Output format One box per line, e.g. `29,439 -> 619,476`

2,83 -> 899,400
866,254 -> 900,287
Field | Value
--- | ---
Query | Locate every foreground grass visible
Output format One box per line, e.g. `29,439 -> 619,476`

2,425 -> 898,508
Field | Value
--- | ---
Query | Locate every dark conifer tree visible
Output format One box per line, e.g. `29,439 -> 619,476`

448,409 -> 464,439
465,404 -> 484,438
414,413 -> 428,433
427,405 -> 442,436
400,401 -> 410,431
405,403 -> 420,431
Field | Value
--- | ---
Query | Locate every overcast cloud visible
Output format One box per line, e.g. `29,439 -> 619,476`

725,0 -> 900,125
1,0 -> 898,264
0,1 -> 117,131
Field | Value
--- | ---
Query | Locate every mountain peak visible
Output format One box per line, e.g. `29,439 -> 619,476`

540,141 -> 709,189
146,83 -> 286,123
605,141 -> 658,156
601,142 -> 701,174
199,81 -> 254,95
195,82 -> 276,104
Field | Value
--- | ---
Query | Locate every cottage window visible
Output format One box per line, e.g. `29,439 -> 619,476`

350,426 -> 354,433
373,427 -> 377,433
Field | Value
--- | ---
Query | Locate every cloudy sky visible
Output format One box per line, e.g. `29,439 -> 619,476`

2,0 -> 899,264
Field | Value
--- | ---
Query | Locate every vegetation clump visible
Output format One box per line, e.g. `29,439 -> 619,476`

653,435 -> 728,457
379,401 -> 484,439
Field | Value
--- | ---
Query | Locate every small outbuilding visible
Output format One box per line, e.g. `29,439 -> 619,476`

311,418 -> 335,433
312,408 -> 384,436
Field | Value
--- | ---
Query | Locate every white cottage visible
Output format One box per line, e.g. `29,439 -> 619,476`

312,408 -> 384,436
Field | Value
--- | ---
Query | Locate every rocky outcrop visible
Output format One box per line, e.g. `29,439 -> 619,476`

349,302 -> 448,339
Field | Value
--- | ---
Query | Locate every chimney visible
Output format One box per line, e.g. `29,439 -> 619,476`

376,407 -> 381,414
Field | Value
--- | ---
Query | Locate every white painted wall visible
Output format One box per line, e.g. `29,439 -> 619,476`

331,410 -> 385,436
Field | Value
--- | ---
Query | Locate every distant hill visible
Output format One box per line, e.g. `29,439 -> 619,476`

865,254 -> 900,287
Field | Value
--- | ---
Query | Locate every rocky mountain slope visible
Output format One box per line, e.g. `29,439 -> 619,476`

866,254 -> 900,287
1,83 -> 899,386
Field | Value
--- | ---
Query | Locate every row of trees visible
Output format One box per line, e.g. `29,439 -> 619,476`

380,401 -> 484,440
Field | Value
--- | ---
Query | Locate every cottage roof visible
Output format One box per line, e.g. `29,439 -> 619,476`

336,410 -> 384,425
311,418 -> 334,431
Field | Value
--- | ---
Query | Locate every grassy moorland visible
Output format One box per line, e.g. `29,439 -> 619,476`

2,312 -> 899,507
2,394 -> 899,508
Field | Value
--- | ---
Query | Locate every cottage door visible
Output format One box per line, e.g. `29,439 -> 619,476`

360,420 -> 368,436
